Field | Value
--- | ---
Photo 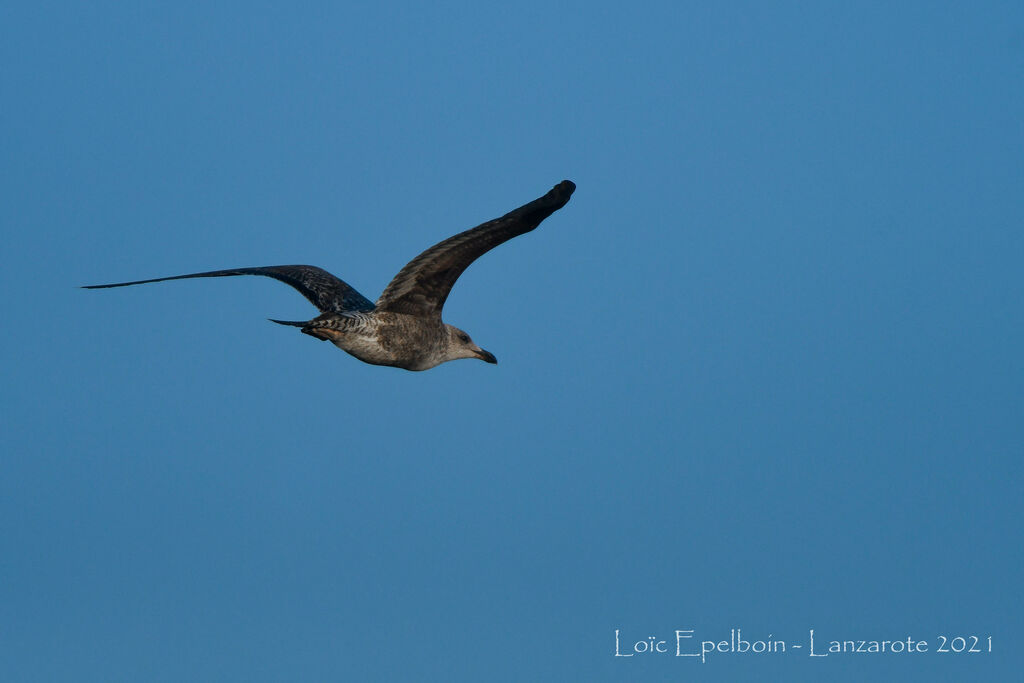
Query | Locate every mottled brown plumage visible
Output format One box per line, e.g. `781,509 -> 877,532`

84,180 -> 576,371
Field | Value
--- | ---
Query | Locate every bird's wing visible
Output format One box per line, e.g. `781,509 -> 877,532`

374,180 -> 575,317
83,265 -> 375,313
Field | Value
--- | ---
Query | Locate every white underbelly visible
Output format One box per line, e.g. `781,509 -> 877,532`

331,334 -> 398,367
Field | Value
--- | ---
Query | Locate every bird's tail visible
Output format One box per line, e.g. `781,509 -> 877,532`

269,317 -> 334,342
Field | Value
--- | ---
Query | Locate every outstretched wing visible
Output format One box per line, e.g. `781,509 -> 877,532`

83,265 -> 375,313
375,180 -> 575,317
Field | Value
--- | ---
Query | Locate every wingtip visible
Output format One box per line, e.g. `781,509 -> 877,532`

545,180 -> 575,207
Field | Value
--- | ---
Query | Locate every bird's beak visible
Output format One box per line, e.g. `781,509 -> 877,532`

476,348 -> 498,364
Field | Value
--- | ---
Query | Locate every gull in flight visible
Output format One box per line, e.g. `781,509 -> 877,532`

85,180 -> 576,371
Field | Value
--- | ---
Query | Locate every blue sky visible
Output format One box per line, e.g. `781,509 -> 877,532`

2,2 -> 1022,681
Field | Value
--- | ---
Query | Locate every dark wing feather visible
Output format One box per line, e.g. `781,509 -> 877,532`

83,265 -> 375,313
375,180 -> 575,317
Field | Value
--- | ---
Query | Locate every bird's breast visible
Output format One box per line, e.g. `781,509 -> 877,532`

327,313 -> 446,370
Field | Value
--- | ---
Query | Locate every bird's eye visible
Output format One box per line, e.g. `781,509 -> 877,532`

459,333 -> 470,343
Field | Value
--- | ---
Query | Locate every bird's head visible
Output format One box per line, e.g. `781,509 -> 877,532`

445,324 -> 497,365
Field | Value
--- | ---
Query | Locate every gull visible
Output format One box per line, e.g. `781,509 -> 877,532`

85,180 -> 576,371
